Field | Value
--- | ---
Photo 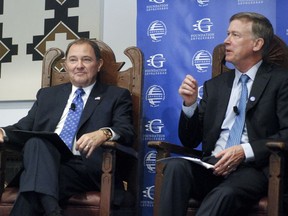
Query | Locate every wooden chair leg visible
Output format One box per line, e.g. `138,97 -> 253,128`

100,149 -> 115,216
153,149 -> 171,216
153,161 -> 164,216
267,150 -> 285,216
266,141 -> 288,216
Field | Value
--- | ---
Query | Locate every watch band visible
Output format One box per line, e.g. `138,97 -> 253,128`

100,129 -> 112,141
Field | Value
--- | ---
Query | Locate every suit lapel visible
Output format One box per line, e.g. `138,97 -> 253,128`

50,84 -> 72,128
246,63 -> 272,112
78,82 -> 104,127
215,71 -> 235,124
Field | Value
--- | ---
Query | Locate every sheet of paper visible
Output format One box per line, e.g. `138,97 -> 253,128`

157,155 -> 215,169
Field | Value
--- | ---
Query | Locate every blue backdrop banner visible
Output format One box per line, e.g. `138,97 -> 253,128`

137,1 -> 288,215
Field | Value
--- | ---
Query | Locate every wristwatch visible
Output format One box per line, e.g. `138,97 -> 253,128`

100,129 -> 112,141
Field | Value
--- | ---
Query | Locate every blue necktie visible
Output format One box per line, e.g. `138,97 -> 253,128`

59,88 -> 85,150
226,74 -> 249,148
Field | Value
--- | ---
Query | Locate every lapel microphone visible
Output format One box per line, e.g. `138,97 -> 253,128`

70,103 -> 76,111
233,106 -> 239,115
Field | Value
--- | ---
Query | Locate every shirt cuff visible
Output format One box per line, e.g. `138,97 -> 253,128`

100,127 -> 119,141
182,102 -> 198,118
241,143 -> 255,162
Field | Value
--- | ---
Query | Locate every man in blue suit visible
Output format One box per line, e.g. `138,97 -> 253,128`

158,12 -> 288,216
0,38 -> 134,216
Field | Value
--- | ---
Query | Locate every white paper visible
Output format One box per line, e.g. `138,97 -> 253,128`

157,156 -> 215,169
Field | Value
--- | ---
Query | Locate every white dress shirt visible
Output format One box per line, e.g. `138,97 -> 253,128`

54,82 -> 119,155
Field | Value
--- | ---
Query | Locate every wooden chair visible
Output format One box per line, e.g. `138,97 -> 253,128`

0,39 -> 143,216
148,35 -> 288,216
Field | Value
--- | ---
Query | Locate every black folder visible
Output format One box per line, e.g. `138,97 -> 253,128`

12,130 -> 73,158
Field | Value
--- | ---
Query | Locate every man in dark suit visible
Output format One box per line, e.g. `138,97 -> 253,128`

0,38 -> 134,216
158,12 -> 288,216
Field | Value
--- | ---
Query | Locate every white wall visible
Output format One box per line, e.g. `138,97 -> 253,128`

0,0 -> 136,126
102,0 -> 137,69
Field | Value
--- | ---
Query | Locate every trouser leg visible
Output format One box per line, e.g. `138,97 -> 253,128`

158,159 -> 192,216
9,192 -> 43,216
19,137 -> 61,198
10,137 -> 61,215
158,158 -> 220,216
196,166 -> 268,216
58,157 -> 101,202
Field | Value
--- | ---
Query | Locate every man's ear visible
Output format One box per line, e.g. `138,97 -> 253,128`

253,38 -> 264,52
97,59 -> 104,72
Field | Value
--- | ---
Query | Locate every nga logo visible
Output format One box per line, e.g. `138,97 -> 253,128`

145,119 -> 164,134
192,50 -> 212,73
142,185 -> 155,201
147,20 -> 167,42
147,54 -> 166,68
145,85 -> 165,107
193,18 -> 213,33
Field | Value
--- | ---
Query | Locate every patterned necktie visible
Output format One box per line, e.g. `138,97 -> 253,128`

225,74 -> 249,148
59,88 -> 85,150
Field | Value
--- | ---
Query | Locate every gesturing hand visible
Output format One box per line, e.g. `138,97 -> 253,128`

178,75 -> 198,107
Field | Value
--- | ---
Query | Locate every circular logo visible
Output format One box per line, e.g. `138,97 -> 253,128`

144,151 -> 157,173
147,20 -> 167,42
145,85 -> 165,107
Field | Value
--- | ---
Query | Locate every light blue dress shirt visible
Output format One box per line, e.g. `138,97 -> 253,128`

182,60 -> 263,161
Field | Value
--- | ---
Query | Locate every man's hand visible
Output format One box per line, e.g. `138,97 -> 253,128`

178,75 -> 198,107
0,129 -> 5,143
213,145 -> 245,176
76,130 -> 108,158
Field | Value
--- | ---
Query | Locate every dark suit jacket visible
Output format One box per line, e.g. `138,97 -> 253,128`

179,62 -> 288,171
4,81 -> 135,161
3,81 -> 135,205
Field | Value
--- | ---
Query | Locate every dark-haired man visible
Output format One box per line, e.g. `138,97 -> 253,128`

0,38 -> 134,216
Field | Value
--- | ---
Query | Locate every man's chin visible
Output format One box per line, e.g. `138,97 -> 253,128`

71,80 -> 89,87
225,56 -> 233,63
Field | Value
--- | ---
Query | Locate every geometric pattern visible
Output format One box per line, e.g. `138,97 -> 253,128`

0,0 -> 18,78
27,1 -> 89,61
0,0 -> 101,100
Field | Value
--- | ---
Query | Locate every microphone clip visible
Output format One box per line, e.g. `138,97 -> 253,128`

70,103 -> 76,111
233,106 -> 239,115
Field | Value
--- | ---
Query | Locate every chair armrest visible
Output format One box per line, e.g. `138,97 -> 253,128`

266,141 -> 287,216
101,141 -> 137,159
266,141 -> 287,152
0,143 -> 21,153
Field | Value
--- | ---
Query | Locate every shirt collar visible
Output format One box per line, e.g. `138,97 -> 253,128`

235,60 -> 263,82
71,82 -> 96,96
